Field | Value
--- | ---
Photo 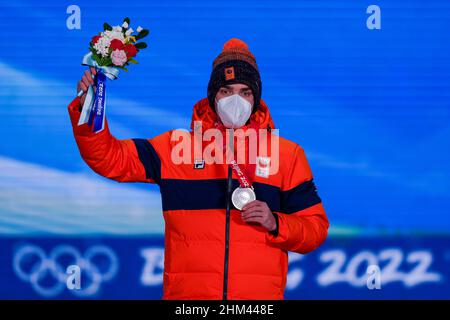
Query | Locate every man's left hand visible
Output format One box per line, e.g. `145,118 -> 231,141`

241,200 -> 276,232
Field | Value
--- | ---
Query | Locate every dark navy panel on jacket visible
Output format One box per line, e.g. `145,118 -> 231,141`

280,179 -> 322,214
132,138 -> 162,184
159,178 -> 321,213
160,179 -> 282,212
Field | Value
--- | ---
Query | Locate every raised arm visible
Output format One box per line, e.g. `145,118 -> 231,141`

68,69 -> 161,183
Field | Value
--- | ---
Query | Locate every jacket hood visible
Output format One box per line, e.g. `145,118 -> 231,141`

190,98 -> 275,131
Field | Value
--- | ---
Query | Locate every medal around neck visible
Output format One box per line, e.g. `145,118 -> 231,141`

232,187 -> 256,210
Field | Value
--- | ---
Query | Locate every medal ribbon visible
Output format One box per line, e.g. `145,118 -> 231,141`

216,120 -> 260,188
230,159 -> 254,188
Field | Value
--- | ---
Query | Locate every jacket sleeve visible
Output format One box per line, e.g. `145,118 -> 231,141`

68,97 -> 162,184
266,144 -> 329,254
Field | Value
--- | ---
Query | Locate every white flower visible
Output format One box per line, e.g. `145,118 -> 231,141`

93,35 -> 112,57
112,26 -> 123,32
103,30 -> 125,42
122,21 -> 129,28
137,26 -> 143,33
125,28 -> 133,36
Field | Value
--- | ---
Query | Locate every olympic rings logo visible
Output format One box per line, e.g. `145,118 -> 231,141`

13,244 -> 119,297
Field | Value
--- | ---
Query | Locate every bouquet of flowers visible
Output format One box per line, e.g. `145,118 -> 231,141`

77,17 -> 149,133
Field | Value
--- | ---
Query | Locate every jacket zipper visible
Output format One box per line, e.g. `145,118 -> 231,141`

223,165 -> 232,300
223,129 -> 234,300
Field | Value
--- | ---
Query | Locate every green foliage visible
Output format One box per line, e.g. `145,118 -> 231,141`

135,42 -> 147,49
135,29 -> 149,40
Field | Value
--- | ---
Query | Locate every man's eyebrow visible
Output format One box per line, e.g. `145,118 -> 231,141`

221,85 -> 252,92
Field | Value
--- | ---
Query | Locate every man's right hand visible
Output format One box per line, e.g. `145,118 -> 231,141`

77,67 -> 97,106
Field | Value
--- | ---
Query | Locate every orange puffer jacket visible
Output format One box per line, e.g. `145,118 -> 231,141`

68,96 -> 329,300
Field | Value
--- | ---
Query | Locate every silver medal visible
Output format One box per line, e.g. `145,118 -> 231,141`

232,187 -> 256,210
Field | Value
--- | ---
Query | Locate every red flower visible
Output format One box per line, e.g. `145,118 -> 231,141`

110,39 -> 124,50
123,44 -> 138,58
91,35 -> 101,44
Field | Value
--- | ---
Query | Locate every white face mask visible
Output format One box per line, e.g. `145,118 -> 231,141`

215,94 -> 253,128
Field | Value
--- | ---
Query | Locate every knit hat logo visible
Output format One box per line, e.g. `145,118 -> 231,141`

225,66 -> 235,80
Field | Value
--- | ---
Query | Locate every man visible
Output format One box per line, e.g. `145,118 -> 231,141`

69,38 -> 329,299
